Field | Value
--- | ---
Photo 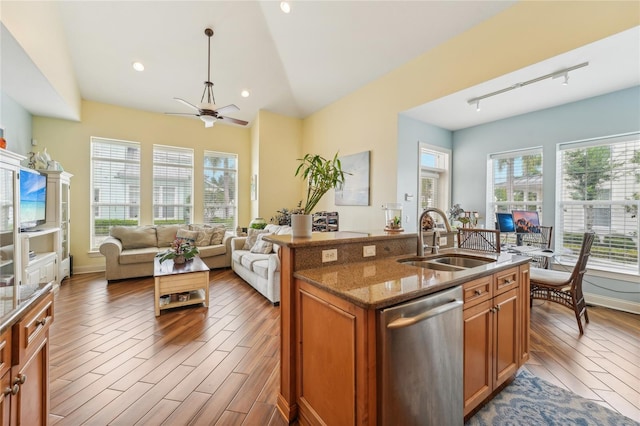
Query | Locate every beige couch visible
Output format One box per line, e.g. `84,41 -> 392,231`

230,224 -> 292,305
99,224 -> 233,282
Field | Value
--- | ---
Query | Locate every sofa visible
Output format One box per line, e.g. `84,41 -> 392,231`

99,224 -> 233,281
230,224 -> 292,305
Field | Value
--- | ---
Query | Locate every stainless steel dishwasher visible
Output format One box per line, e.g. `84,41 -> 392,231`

378,285 -> 463,425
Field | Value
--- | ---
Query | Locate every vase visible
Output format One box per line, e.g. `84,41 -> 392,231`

174,255 -> 186,264
291,214 -> 312,238
249,217 -> 267,229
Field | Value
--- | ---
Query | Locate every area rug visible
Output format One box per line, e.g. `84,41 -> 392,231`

466,369 -> 639,426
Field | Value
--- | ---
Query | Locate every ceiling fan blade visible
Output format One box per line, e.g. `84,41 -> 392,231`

214,104 -> 239,115
165,112 -> 199,116
218,115 -> 248,126
174,98 -> 200,111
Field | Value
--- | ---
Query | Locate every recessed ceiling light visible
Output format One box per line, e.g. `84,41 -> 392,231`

241,90 -> 250,98
280,1 -> 291,14
132,62 -> 145,72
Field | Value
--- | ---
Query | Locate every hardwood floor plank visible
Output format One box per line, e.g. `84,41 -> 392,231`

182,330 -> 233,367
55,388 -> 121,426
109,344 -> 183,391
140,341 -> 206,384
215,410 -> 246,425
195,346 -> 251,394
227,355 -> 278,413
134,398 -> 181,426
84,382 -> 154,425
243,401 -> 277,426
165,350 -> 228,402
591,371 -> 640,410
160,391 -> 212,426
189,373 -> 247,426
593,388 -> 640,420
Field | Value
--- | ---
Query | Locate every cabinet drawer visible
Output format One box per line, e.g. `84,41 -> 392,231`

13,291 -> 54,365
494,267 -> 519,295
463,275 -> 492,309
0,329 -> 10,378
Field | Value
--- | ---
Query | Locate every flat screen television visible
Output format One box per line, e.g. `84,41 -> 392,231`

19,168 -> 47,231
495,212 -> 516,233
512,210 -> 541,245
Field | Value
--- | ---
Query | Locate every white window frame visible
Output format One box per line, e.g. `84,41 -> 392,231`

487,147 -> 543,239
90,137 -> 141,250
556,132 -> 639,276
418,144 -> 450,225
203,150 -> 238,231
152,145 -> 194,225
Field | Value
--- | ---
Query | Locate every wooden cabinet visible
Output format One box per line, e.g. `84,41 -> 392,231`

21,229 -> 59,288
295,279 -> 375,426
10,291 -> 53,426
0,330 -> 12,426
463,265 -> 529,417
42,171 -> 72,282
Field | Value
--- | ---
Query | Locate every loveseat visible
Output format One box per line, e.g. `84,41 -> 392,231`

99,224 -> 233,281
230,224 -> 292,305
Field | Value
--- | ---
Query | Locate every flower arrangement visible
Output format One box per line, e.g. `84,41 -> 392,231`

156,238 -> 199,264
271,203 -> 304,226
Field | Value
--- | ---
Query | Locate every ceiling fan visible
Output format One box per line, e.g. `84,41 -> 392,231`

166,28 -> 248,128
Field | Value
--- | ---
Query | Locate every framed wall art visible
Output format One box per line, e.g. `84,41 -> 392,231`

335,151 -> 370,206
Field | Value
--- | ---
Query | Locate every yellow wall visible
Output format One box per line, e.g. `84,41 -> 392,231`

255,110 -> 303,223
32,100 -> 251,273
302,1 -> 639,231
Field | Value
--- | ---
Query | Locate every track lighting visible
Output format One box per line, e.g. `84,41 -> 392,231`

467,62 -> 588,111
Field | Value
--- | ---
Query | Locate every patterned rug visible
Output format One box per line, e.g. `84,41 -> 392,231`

466,369 -> 639,426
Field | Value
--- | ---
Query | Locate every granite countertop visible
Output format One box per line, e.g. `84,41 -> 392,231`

294,248 -> 529,310
0,282 -> 53,334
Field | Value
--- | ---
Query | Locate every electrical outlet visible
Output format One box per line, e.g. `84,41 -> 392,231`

322,249 -> 338,263
363,245 -> 376,257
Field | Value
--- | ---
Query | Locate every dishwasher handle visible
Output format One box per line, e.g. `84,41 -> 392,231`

386,299 -> 463,329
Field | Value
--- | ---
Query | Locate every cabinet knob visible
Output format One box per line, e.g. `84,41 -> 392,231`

36,317 -> 47,327
490,307 -> 496,313
13,374 -> 26,385
3,384 -> 19,396
474,289 -> 482,296
495,304 -> 501,312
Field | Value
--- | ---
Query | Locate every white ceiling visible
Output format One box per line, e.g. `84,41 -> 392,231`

2,2 -> 639,130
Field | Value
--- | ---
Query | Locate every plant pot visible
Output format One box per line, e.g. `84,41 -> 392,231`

174,255 -> 186,264
291,214 -> 312,238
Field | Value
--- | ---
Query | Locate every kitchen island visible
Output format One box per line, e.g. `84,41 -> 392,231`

265,231 -> 530,425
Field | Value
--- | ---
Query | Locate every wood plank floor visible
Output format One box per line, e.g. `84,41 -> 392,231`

49,270 -> 639,425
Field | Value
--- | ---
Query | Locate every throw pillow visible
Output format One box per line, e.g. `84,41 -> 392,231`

157,224 -> 189,247
209,226 -> 226,245
176,229 -> 198,245
242,228 -> 269,250
194,227 -> 216,246
250,234 -> 274,254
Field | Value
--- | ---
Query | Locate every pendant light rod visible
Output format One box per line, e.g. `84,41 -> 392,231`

201,28 -> 216,106
467,62 -> 589,107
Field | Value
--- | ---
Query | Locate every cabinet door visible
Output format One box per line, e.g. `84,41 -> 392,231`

463,299 -> 493,416
518,264 -> 530,366
0,370 -> 10,426
11,337 -> 48,426
493,288 -> 519,389
41,260 -> 56,284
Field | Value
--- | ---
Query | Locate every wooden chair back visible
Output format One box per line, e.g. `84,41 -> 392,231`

457,228 -> 501,253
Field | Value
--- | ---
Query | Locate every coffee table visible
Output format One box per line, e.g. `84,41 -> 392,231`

154,256 -> 210,316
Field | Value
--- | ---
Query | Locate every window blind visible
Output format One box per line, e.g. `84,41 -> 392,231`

203,151 -> 237,230
153,145 -> 193,224
90,137 -> 141,249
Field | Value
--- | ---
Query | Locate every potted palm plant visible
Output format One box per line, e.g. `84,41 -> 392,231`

156,238 -> 199,264
293,152 -> 347,237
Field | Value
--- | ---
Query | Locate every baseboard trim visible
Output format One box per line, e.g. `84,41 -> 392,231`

73,265 -> 105,275
585,292 -> 640,315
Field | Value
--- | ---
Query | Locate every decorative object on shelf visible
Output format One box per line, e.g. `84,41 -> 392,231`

335,150 -> 370,206
448,203 -> 471,228
293,152 -> 347,238
29,148 -> 51,170
156,238 -> 199,264
313,211 -> 339,232
249,217 -> 267,229
383,203 -> 404,233
0,127 -> 6,149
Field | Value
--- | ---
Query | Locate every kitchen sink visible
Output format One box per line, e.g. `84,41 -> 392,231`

397,254 -> 495,271
430,256 -> 494,268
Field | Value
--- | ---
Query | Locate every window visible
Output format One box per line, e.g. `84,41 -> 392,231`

153,145 -> 193,224
90,137 -> 141,250
203,151 -> 238,230
557,133 -> 639,274
418,145 -> 450,223
488,148 -> 543,231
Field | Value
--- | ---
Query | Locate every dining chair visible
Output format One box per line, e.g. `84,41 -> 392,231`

457,228 -> 501,253
530,231 -> 595,335
521,226 -> 553,268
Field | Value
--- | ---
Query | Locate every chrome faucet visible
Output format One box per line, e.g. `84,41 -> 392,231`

418,208 -> 453,256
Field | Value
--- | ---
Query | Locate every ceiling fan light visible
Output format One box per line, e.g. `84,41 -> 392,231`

280,1 -> 291,14
200,115 -> 216,127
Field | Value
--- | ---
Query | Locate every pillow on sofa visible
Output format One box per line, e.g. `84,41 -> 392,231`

243,228 -> 270,250
157,224 -> 189,247
191,224 -> 226,245
193,227 -> 215,246
210,226 -> 226,245
250,233 -> 274,254
176,229 -> 199,245
110,226 -> 158,250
